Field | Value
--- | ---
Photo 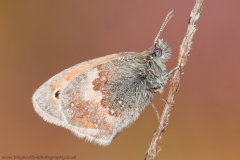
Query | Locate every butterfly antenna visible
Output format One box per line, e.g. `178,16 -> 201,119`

153,10 -> 174,45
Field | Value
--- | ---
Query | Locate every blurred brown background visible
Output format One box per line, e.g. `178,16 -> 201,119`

0,0 -> 239,159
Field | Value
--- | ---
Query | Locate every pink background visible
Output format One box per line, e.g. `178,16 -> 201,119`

1,0 -> 239,159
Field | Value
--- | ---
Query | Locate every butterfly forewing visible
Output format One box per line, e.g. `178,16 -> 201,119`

32,52 -> 155,145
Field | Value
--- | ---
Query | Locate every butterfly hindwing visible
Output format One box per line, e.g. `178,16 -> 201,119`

60,52 -> 153,145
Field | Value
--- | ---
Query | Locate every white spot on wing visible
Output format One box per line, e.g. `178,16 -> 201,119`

82,68 -> 102,102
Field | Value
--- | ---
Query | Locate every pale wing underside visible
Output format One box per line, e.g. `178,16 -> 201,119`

32,53 -> 123,145
59,52 -> 153,145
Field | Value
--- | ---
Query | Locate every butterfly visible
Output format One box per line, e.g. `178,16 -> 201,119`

32,10 -> 177,146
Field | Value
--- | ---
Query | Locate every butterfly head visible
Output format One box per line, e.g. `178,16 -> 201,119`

149,39 -> 172,63
148,10 -> 174,64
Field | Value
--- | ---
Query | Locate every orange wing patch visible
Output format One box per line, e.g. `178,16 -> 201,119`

49,54 -> 121,107
51,54 -> 120,91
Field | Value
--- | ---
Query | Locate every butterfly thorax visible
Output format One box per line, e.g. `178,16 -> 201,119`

94,44 -> 171,115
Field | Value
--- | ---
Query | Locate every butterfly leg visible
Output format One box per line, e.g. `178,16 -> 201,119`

166,66 -> 179,78
151,103 -> 160,123
148,87 -> 171,105
148,88 -> 169,123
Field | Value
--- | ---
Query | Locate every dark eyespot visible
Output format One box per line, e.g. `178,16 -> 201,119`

55,90 -> 60,99
153,48 -> 162,57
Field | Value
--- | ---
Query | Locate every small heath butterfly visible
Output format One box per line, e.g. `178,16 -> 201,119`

32,11 -> 177,146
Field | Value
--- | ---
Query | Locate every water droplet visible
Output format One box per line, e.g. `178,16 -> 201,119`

110,109 -> 114,114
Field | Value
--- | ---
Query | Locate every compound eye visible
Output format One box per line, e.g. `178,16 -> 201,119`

154,48 -> 162,57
